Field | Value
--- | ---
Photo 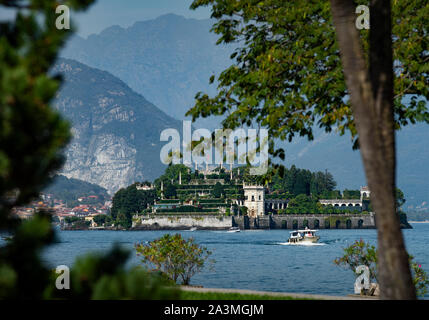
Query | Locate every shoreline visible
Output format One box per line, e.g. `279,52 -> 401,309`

60,215 -> 413,231
60,225 -> 412,231
179,286 -> 377,300
59,212 -> 415,231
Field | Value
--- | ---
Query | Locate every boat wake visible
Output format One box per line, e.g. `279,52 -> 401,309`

277,242 -> 326,246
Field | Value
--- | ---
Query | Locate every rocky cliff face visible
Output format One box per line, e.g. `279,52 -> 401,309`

52,58 -> 181,194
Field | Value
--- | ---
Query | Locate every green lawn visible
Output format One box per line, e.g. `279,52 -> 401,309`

180,290 -> 311,300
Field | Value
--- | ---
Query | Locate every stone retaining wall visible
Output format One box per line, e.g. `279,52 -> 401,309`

233,213 -> 376,230
132,213 -> 376,230
133,215 -> 232,230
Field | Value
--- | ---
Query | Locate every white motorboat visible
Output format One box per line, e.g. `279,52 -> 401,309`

227,227 -> 240,233
189,227 -> 197,231
288,227 -> 320,243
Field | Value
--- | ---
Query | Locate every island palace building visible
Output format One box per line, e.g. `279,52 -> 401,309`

238,185 -> 370,218
141,163 -> 370,218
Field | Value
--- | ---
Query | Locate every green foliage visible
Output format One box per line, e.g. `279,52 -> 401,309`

45,245 -> 180,299
65,218 -> 90,229
198,199 -> 225,204
0,0 -> 178,300
92,214 -> 107,226
111,183 -> 156,227
396,188 -> 406,209
180,290 -> 304,300
319,190 -> 342,200
268,165 -> 337,197
188,0 -> 428,167
64,216 -> 78,224
225,209 -> 230,216
334,239 -> 378,283
287,194 -> 315,208
240,206 -> 248,216
0,0 -> 92,297
164,184 -> 177,199
212,182 -> 224,198
240,164 -> 337,197
43,175 -> 109,207
277,193 -> 361,215
135,234 -> 214,285
399,212 -> 411,228
154,165 -> 191,188
410,257 -> 429,297
396,188 -> 410,227
0,211 -> 55,299
343,190 -> 361,199
334,240 -> 429,297
0,0 -> 96,226
115,212 -> 131,229
157,205 -> 217,213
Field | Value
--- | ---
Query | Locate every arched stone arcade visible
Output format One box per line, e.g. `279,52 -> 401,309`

319,199 -> 363,207
233,213 -> 376,230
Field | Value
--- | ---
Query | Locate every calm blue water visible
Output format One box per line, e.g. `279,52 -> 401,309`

34,223 -> 429,297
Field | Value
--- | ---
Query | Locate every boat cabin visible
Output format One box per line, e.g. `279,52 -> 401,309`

288,227 -> 320,243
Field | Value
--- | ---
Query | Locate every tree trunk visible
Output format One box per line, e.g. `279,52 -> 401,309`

329,0 -> 416,299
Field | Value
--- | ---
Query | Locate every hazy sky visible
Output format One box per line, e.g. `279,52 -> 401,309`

0,0 -> 211,37
73,0 -> 211,37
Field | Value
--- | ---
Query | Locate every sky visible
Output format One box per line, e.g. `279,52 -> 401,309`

72,0 -> 211,37
0,0 -> 211,37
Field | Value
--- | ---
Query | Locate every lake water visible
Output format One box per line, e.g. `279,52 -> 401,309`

39,223 -> 429,298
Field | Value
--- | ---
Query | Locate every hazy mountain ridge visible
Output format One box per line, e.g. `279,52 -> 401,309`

62,13 -> 232,129
52,58 -> 181,194
43,175 -> 110,205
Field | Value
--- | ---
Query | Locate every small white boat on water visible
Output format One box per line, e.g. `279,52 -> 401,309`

189,227 -> 197,231
227,227 -> 240,233
288,227 -> 320,244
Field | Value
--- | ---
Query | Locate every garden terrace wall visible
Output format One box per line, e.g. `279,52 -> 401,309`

131,213 -> 376,230
132,214 -> 232,230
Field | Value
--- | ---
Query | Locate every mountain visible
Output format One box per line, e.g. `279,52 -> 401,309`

60,14 -> 428,209
52,58 -> 181,194
43,175 -> 110,206
61,13 -> 232,129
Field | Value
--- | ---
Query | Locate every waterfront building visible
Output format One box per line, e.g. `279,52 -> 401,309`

360,186 -> 370,200
243,183 -> 265,217
136,183 -> 154,191
319,186 -> 370,211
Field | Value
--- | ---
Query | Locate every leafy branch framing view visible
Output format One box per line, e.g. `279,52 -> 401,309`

0,0 -> 427,300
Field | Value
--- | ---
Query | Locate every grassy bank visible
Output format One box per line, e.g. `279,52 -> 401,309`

180,291 -> 307,300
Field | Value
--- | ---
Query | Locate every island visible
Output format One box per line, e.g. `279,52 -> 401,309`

51,164 -> 411,231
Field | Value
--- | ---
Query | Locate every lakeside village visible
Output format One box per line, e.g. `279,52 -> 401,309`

12,193 -> 111,223
12,164 -> 410,231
